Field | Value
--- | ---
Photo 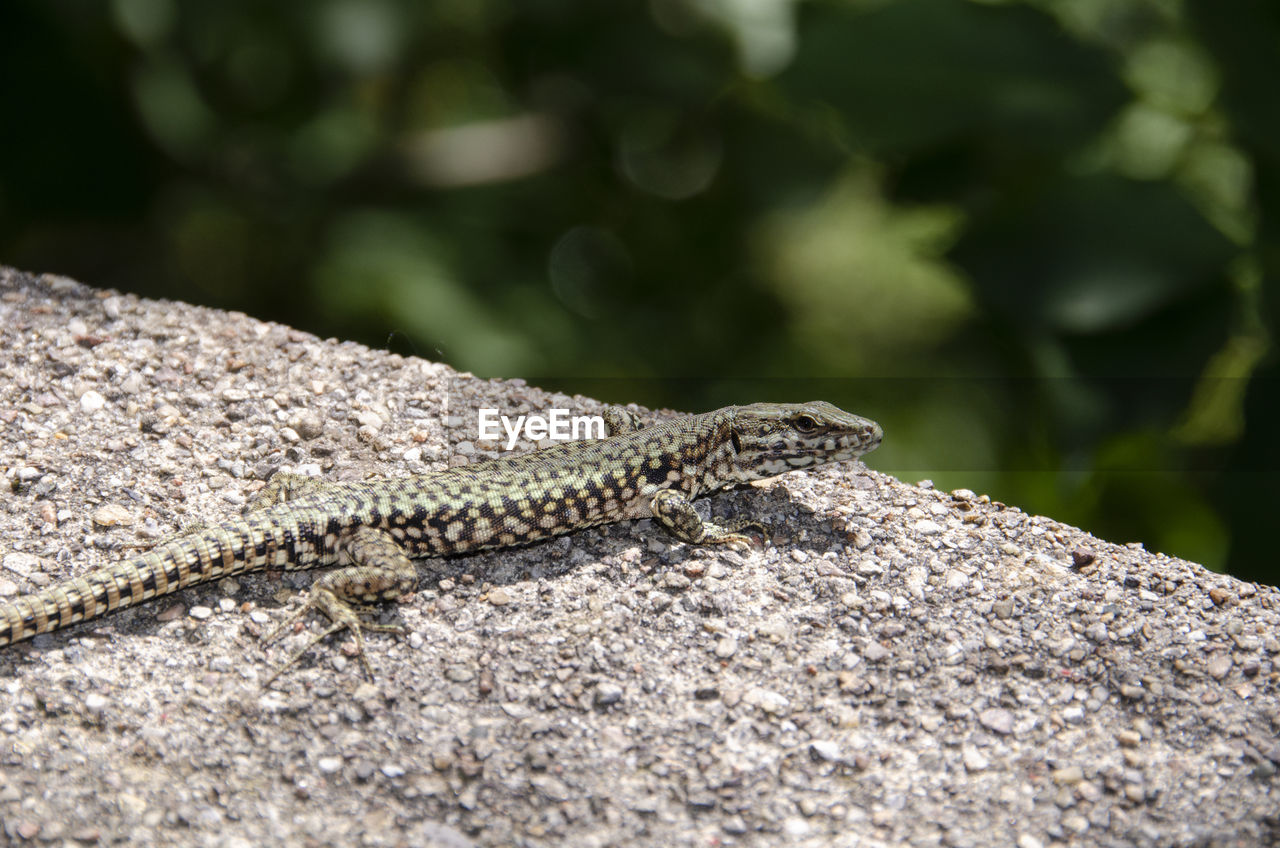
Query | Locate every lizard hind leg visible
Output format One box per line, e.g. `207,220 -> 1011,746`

262,526 -> 418,685
249,472 -> 333,511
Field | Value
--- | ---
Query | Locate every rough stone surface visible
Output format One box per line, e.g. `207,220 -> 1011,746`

1,267 -> 1278,847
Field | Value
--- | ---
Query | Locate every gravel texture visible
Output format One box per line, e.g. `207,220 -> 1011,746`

1,267 -> 1277,847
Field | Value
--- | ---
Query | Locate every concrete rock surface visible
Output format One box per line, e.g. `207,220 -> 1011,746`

0,268 -> 1276,847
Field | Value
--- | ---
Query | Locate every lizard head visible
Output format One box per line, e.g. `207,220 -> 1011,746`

725,401 -> 882,481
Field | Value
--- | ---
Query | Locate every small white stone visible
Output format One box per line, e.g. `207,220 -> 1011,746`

809,740 -> 841,762
353,410 -> 383,430
904,565 -> 928,598
79,390 -> 106,413
782,817 -> 810,837
963,746 -> 989,772
3,552 -> 40,578
745,688 -> 790,715
92,504 -> 135,528
978,708 -> 1014,735
501,702 -> 532,718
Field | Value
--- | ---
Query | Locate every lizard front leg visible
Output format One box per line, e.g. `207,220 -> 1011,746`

649,488 -> 766,552
262,526 -> 417,684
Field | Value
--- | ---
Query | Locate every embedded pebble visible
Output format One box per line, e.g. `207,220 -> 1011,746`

594,683 -> 624,707
1207,654 -> 1232,680
744,688 -> 790,715
809,740 -> 841,762
963,747 -> 990,772
3,552 -> 40,578
979,708 -> 1014,735
91,504 -> 134,528
863,643 -> 890,662
353,410 -> 384,430
1052,766 -> 1083,785
1116,730 -> 1141,748
79,390 -> 106,413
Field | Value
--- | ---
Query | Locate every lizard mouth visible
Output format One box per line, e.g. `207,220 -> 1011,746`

772,448 -> 864,467
765,430 -> 881,465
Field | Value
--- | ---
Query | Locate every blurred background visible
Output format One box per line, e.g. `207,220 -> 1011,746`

0,0 -> 1275,582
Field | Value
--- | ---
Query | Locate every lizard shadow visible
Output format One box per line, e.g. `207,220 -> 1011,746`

0,475 -> 866,670
410,480 -> 848,600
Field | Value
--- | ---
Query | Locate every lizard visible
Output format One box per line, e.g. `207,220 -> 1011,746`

0,400 -> 882,681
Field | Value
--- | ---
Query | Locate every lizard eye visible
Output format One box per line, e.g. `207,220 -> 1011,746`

794,415 -> 818,433
730,429 -> 743,453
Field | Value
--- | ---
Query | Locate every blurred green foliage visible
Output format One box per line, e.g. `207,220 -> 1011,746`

0,0 -> 1275,582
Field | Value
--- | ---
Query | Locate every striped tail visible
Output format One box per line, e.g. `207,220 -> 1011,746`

0,519 -> 290,647
0,514 -> 332,647
0,551 -> 188,646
